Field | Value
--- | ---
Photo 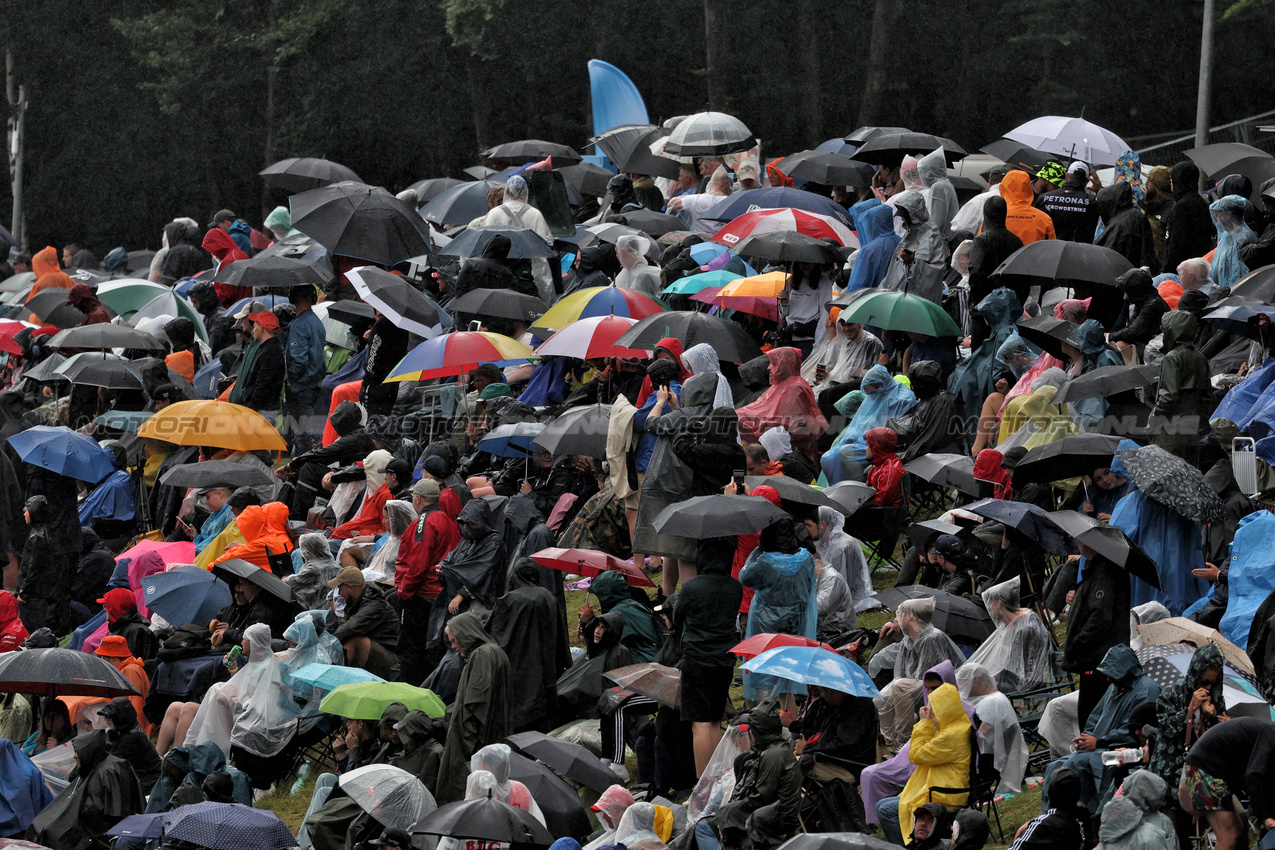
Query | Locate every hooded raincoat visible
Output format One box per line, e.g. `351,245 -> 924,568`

1209,194 -> 1257,288
487,557 -> 570,731
430,497 -> 504,648
1095,183 -> 1158,273
737,347 -> 828,460
864,427 -> 904,507
1147,644 -> 1225,800
740,543 -> 817,700
965,580 -> 1052,693
897,682 -> 972,836
947,287 -> 1022,424
1096,771 -> 1175,850
27,729 -> 144,850
813,505 -> 872,609
288,533 -> 341,611
999,171 -> 1056,245
0,737 -> 51,836
822,365 -> 916,483
919,148 -> 959,241
887,360 -> 962,462
846,202 -> 902,293
881,191 -> 947,302
955,663 -> 1029,794
435,611 -> 512,804
1152,311 -> 1210,462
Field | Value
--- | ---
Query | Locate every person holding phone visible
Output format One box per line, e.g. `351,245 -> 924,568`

628,359 -> 682,581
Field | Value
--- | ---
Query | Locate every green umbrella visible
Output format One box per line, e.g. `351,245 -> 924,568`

132,290 -> 209,343
319,681 -> 446,720
94,280 -> 169,320
833,289 -> 961,337
662,269 -> 743,296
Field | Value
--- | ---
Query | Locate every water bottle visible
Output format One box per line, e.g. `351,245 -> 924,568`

291,760 -> 314,795
1100,749 -> 1141,767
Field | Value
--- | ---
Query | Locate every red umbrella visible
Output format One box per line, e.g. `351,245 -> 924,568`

0,321 -> 29,356
711,207 -> 856,248
535,315 -> 652,360
531,547 -> 655,588
730,633 -> 837,659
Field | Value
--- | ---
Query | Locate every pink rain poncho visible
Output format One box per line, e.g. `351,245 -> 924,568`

736,347 -> 828,460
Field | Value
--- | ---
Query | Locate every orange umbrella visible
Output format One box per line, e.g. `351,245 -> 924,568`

718,271 -> 788,298
136,400 -> 286,452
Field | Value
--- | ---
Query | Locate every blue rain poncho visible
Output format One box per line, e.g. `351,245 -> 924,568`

821,364 -> 916,483
846,202 -> 901,293
194,503 -> 234,555
1209,194 -> 1257,288
0,738 -> 52,835
77,469 -> 137,525
739,547 -> 817,700
1213,357 -> 1275,427
948,287 -> 1022,418
1218,510 -> 1275,649
1108,444 -> 1209,615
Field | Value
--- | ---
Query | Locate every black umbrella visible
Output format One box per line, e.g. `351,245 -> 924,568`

1045,511 -> 1161,589
58,356 -> 143,390
1115,445 -> 1225,525
774,150 -> 875,187
211,255 -> 333,291
590,124 -> 680,179
991,239 -> 1134,289
1229,265 -> 1275,302
347,266 -> 442,338
777,833 -> 899,850
558,162 -> 615,199
0,647 -> 140,697
126,250 -> 156,275
534,404 -> 610,458
211,558 -> 295,604
1185,143 -> 1275,200
413,795 -> 554,844
20,353 -> 68,383
260,157 -> 361,193
325,299 -> 376,326
507,730 -> 617,793
48,323 -> 166,352
419,180 -> 502,227
822,481 -> 878,516
440,225 -> 556,260
1011,434 -> 1124,483
481,139 -> 582,166
404,177 -> 466,206
652,494 -> 789,538
905,518 -> 962,550
744,475 -> 840,510
872,586 -> 994,645
1052,364 -> 1159,404
903,453 -> 980,497
448,288 -> 547,324
610,209 -> 687,237
732,231 -> 842,264
24,287 -> 72,322
850,131 -> 967,167
614,312 -> 762,364
1016,315 -> 1078,361
506,753 -> 593,839
844,126 -> 910,144
289,181 -> 434,266
45,303 -> 86,328
160,459 -> 277,490
964,498 -> 1071,555
979,139 -> 1050,174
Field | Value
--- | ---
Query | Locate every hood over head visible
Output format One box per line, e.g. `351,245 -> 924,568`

766,346 -> 802,384
100,697 -> 140,733
1171,161 -> 1201,200
74,729 -> 111,771
1217,173 -> 1252,200
738,354 -> 771,390
695,535 -> 738,576
681,371 -> 719,410
1115,267 -> 1156,297
892,190 -> 930,226
1160,310 -> 1198,352
590,569 -> 632,611
1096,644 -> 1144,688
481,234 -> 512,262
1095,182 -> 1134,222
32,246 -> 62,278
982,195 -> 1009,229
999,171 -> 1035,207
928,682 -> 969,728
907,360 -> 944,399
858,203 -> 898,244
747,698 -> 785,747
918,148 -> 948,188
975,287 -> 1023,328
456,497 -> 496,539
330,400 -> 365,437
864,426 -> 898,460
446,611 -> 494,655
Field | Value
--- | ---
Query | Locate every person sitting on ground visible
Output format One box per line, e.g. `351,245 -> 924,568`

326,566 -> 399,680
713,698 -> 803,850
98,697 -> 161,794
582,568 -> 659,663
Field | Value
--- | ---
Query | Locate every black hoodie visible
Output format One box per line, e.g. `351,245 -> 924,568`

100,697 -> 161,793
1241,177 -> 1275,269
1108,268 -> 1169,348
674,536 -> 743,667
1095,183 -> 1159,274
968,196 -> 1024,302
1164,161 -> 1217,270
1038,175 -> 1099,243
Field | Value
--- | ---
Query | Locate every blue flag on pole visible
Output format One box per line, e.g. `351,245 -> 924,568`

588,60 -> 649,137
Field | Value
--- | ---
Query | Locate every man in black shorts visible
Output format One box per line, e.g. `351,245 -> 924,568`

1181,717 -> 1275,850
673,535 -> 743,778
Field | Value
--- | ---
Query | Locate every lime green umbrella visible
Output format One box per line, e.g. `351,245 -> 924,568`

662,269 -> 743,296
319,681 -> 446,720
835,290 -> 961,337
95,280 -> 169,320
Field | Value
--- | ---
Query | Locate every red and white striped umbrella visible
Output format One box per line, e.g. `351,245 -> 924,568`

712,207 -> 858,249
535,315 -> 652,360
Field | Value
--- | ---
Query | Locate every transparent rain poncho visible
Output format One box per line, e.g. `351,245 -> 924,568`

585,785 -> 634,850
287,532 -> 341,611
615,802 -> 662,845
681,342 -> 734,409
363,500 -> 417,583
814,506 -> 872,607
468,743 -> 545,824
964,578 -> 1052,693
1209,194 -> 1257,288
955,662 -> 1029,794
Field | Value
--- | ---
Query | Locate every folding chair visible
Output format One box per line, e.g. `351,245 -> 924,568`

928,726 -> 1005,843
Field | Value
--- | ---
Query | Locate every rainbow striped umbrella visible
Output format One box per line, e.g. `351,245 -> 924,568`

535,315 -> 651,360
530,285 -> 664,333
386,331 -> 534,382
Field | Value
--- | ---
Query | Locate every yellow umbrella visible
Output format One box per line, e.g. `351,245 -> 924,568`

716,271 -> 788,298
136,400 -> 287,452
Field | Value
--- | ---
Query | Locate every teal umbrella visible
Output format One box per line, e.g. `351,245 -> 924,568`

290,663 -> 385,692
94,410 -> 153,433
94,280 -> 169,320
663,269 -> 744,296
834,289 -> 961,337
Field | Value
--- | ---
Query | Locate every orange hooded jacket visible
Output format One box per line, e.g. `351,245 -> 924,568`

25,246 -> 74,303
214,502 -> 294,570
999,171 -> 1057,246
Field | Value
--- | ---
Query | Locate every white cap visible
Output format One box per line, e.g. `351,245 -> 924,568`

1067,161 -> 1090,178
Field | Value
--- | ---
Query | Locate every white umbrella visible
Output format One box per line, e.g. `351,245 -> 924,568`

339,764 -> 436,832
660,111 -> 755,157
1003,116 -> 1130,167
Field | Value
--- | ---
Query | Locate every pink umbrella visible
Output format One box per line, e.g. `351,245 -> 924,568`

712,207 -> 858,249
535,315 -> 652,360
117,539 -> 197,567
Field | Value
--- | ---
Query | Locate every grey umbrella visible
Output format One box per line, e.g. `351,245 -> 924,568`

49,323 -> 166,351
652,493 -> 789,538
160,459 -> 277,490
260,157 -> 361,193
534,404 -> 610,458
745,475 -> 840,510
903,453 -> 980,497
662,111 -> 756,156
0,647 -> 140,697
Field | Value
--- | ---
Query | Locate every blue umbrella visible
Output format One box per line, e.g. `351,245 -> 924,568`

476,422 -> 546,458
193,359 -> 224,399
94,410 -> 154,433
223,294 -> 287,320
743,646 -> 882,699
108,813 -> 168,839
7,425 -> 117,482
163,802 -> 296,850
964,497 -> 1071,556
290,662 -> 386,691
143,566 -> 232,627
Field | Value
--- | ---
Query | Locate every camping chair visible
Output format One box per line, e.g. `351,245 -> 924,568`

908,474 -> 954,521
928,726 -> 1005,843
797,752 -> 871,834
854,505 -> 910,572
1008,665 -> 1074,772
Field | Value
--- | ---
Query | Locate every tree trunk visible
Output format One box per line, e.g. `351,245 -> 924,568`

703,0 -> 720,110
799,0 -> 823,145
261,64 -> 277,220
466,59 -> 491,151
857,0 -> 897,126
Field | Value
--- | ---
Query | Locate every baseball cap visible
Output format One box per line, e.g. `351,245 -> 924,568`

208,209 -> 236,228
929,534 -> 963,559
327,566 -> 366,589
152,383 -> 181,405
247,310 -> 280,332
411,478 -> 441,499
233,299 -> 267,320
378,458 -> 413,480
368,828 -> 412,847
1067,161 -> 1091,180
422,455 -> 451,479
